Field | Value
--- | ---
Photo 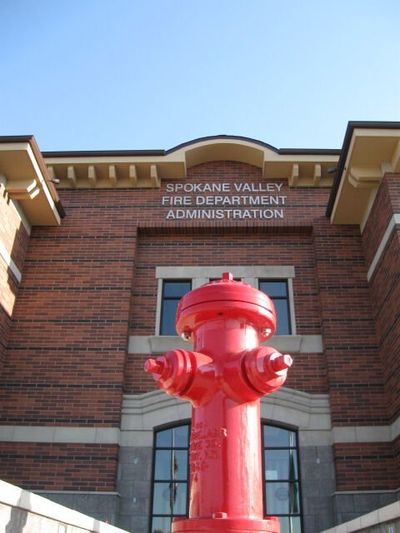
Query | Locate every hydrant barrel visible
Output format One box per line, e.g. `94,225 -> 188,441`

145,273 -> 292,533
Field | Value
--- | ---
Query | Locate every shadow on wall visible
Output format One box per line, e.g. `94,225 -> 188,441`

0,189 -> 28,376
5,493 -> 29,533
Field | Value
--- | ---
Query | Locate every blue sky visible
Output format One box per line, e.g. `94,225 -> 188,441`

1,0 -> 399,151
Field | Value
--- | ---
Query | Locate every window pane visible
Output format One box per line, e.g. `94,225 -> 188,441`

153,482 -> 187,515
274,299 -> 291,335
266,482 -> 300,515
264,426 -> 296,448
173,482 -> 187,514
155,450 -> 171,480
278,516 -> 290,533
163,281 -> 191,298
259,281 -> 288,298
173,450 -> 188,480
173,425 -> 189,447
160,299 -> 179,335
156,429 -> 172,448
290,516 -> 302,533
151,516 -> 171,533
153,482 -> 173,514
265,449 -> 298,480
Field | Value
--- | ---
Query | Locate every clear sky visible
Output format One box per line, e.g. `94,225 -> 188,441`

1,0 -> 399,151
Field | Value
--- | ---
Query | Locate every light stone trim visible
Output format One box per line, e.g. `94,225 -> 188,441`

120,387 -> 331,447
332,426 -> 391,443
120,390 -> 191,446
321,500 -> 400,533
34,490 -> 119,495
333,489 -> 400,495
155,265 -> 295,280
1,176 -> 32,234
128,334 -> 323,354
332,416 -> 400,443
261,387 -> 332,446
0,426 -> 120,444
11,198 -> 32,235
27,143 -> 61,226
0,240 -> 22,282
2,395 -> 400,447
367,213 -> 400,281
0,479 -> 127,533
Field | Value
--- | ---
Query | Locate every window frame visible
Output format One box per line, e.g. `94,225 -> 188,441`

155,266 -> 296,336
258,279 -> 292,335
261,422 -> 303,533
159,279 -> 192,336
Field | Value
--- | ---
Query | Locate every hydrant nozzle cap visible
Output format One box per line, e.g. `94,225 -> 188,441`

270,353 -> 293,372
144,358 -> 165,375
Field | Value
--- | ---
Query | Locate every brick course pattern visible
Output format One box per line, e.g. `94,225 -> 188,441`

0,191 -> 137,426
312,219 -> 386,426
0,442 -> 118,491
334,442 -> 399,491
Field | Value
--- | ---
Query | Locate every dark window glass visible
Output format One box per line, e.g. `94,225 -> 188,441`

151,425 -> 190,533
263,424 -> 302,533
160,280 -> 191,335
259,280 -> 291,335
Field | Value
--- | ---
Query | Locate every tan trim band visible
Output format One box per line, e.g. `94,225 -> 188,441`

0,241 -> 22,282
367,213 -> 400,281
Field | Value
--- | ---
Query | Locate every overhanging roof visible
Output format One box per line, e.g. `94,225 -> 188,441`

43,135 -> 340,189
0,136 -> 63,226
327,122 -> 400,227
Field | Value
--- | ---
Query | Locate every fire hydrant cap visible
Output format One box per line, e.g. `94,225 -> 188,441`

176,272 -> 276,338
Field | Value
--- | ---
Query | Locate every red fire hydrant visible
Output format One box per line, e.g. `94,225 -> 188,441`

145,273 -> 292,533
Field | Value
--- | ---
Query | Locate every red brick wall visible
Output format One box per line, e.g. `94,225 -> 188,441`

0,189 -> 137,426
313,219 -> 385,426
0,442 -> 118,491
334,442 -> 398,491
0,192 -> 30,374
362,176 -> 400,423
363,175 -> 400,276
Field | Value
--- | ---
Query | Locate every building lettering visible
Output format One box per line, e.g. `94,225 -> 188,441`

163,180 -> 286,220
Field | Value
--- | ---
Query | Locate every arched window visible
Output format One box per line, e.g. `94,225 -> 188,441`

150,423 -> 302,533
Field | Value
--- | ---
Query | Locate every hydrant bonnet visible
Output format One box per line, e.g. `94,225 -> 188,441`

176,272 -> 277,341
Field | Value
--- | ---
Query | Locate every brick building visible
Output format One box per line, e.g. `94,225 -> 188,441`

0,122 -> 399,533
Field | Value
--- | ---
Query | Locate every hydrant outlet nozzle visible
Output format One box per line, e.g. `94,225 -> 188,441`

270,353 -> 293,372
144,357 -> 164,375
